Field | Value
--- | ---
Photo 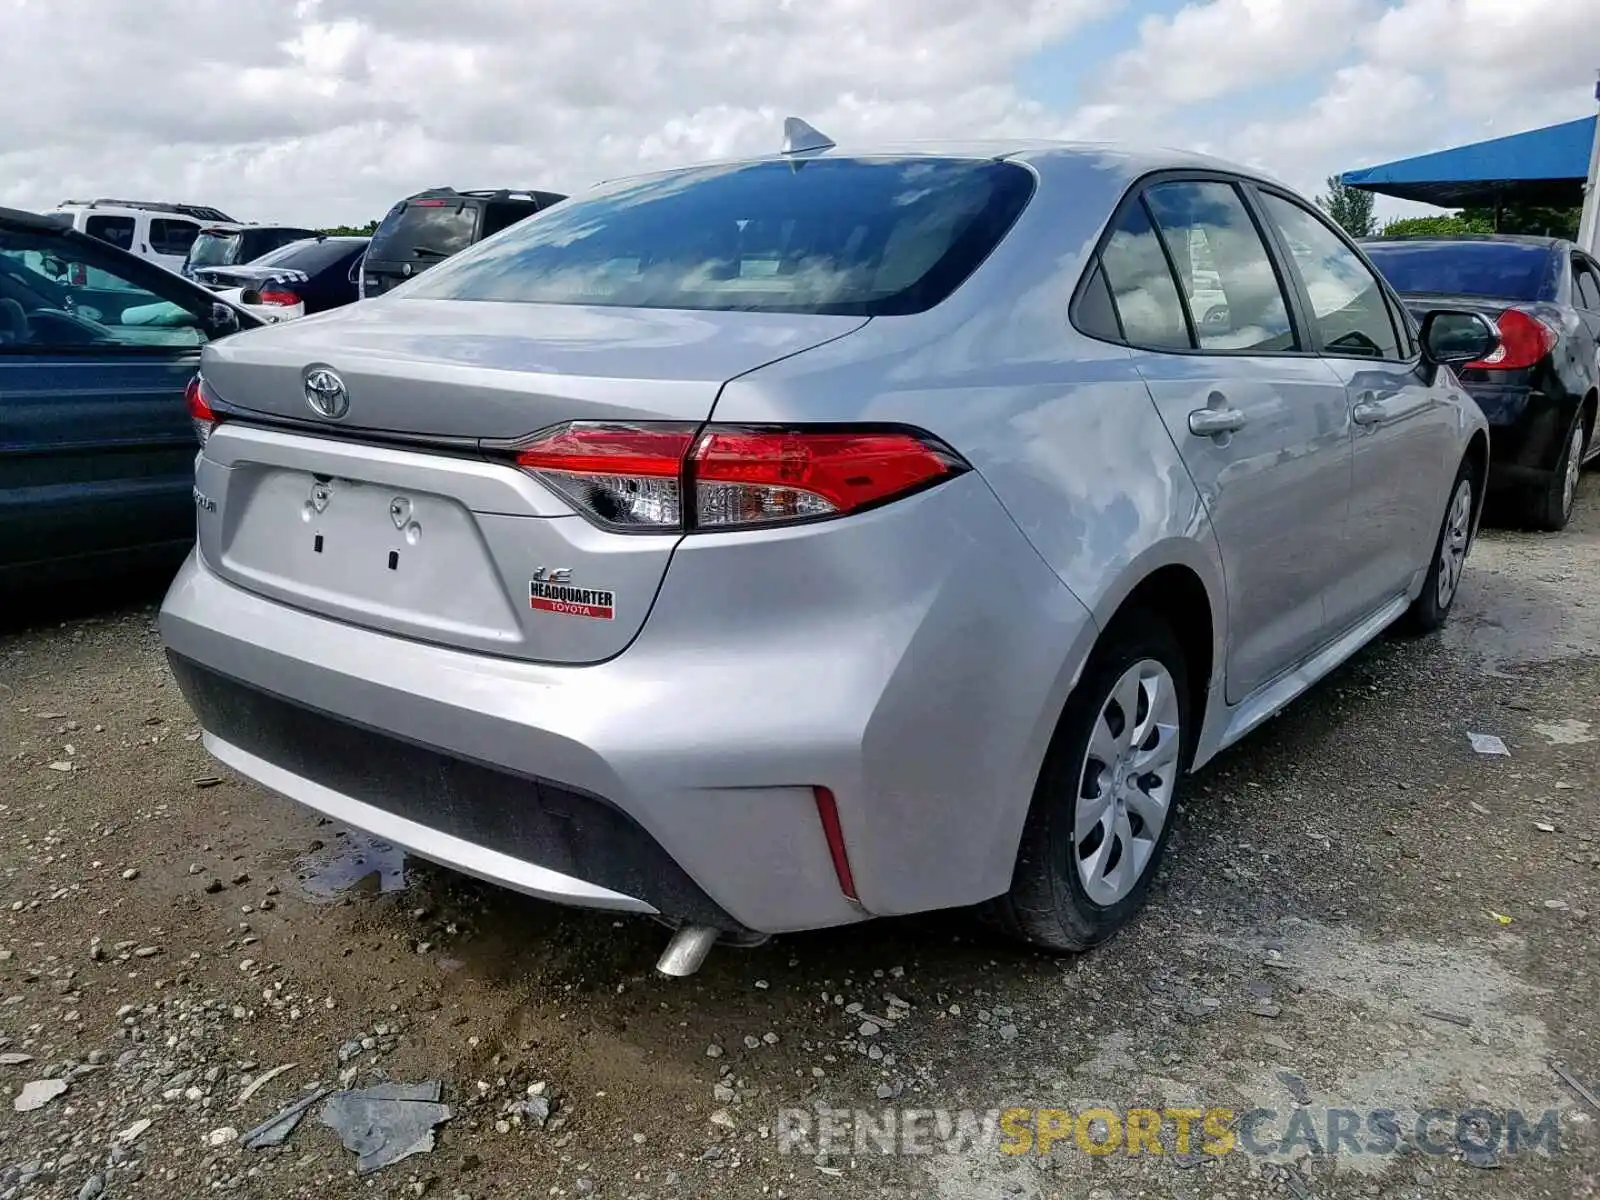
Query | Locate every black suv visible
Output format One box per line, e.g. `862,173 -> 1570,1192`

360,187 -> 566,297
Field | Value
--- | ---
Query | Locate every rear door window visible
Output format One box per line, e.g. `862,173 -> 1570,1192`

480,201 -> 541,238
404,158 -> 1036,316
149,219 -> 201,257
85,215 -> 136,251
1096,199 -> 1192,350
1142,180 -> 1296,352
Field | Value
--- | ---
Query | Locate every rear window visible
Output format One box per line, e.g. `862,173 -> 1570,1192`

404,158 -> 1037,317
188,230 -> 242,268
368,201 -> 480,263
1362,241 -> 1557,302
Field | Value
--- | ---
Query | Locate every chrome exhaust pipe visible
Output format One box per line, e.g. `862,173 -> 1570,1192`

655,924 -> 721,977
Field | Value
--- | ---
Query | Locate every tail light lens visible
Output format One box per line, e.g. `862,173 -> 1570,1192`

255,288 -> 301,307
514,422 -> 967,533
1467,309 -> 1558,371
185,375 -> 219,445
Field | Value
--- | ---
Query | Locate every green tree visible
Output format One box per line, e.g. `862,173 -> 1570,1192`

1315,175 -> 1377,238
1380,212 -> 1491,238
1461,204 -> 1581,238
317,219 -> 381,237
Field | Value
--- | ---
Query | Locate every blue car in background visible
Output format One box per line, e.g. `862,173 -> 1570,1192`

0,206 -> 260,590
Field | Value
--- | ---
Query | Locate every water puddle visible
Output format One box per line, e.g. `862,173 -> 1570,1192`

295,829 -> 408,901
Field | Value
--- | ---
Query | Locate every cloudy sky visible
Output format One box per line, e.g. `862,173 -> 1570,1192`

1,0 -> 1594,228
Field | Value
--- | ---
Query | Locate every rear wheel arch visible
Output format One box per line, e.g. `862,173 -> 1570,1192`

1094,564 -> 1217,746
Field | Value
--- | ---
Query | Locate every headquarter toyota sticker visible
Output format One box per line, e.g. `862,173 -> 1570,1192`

529,578 -> 616,620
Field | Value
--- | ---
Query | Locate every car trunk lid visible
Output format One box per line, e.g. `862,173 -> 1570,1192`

195,299 -> 867,663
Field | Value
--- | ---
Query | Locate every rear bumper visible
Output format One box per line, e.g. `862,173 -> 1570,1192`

159,474 -> 1095,934
1467,383 -> 1579,485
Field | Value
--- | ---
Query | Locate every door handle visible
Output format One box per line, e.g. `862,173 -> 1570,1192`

1188,399 -> 1248,438
1352,391 -> 1384,426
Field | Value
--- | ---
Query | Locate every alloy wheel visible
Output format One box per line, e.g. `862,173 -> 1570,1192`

1562,423 -> 1584,521
1074,659 -> 1180,907
1436,478 -> 1473,609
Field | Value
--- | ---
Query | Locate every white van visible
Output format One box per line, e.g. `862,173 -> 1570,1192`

53,198 -> 237,275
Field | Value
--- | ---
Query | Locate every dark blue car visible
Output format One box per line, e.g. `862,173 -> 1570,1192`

0,206 -> 260,588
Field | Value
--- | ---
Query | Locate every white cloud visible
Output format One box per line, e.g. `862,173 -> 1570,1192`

0,0 -> 1593,228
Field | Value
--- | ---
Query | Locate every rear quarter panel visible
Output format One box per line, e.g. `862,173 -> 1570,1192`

710,151 -> 1227,888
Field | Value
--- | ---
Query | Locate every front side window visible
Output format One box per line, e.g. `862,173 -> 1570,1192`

405,158 -> 1036,317
1143,180 -> 1295,353
1096,199 -> 1191,350
149,219 -> 201,257
0,230 -> 207,350
84,215 -> 135,251
1259,194 -> 1401,359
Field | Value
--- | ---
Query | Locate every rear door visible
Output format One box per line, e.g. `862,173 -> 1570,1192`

0,228 -> 221,575
1255,191 -> 1458,625
1097,176 -> 1355,703
1571,254 -> 1600,392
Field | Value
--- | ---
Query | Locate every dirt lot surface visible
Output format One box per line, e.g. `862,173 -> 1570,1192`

2,488 -> 1598,1200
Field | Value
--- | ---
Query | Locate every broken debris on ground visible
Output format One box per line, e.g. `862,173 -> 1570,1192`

319,1081 -> 452,1174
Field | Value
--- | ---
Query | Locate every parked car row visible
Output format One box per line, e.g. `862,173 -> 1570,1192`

4,122 -> 1593,976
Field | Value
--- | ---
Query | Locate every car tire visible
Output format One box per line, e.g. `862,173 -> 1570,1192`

986,611 -> 1191,952
1397,460 -> 1476,636
1526,415 -> 1586,532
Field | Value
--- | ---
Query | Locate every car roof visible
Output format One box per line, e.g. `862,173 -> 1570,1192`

593,139 -> 1293,194
0,205 -> 72,233
1363,233 -> 1567,249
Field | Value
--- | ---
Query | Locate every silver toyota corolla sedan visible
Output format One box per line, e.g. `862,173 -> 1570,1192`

161,122 -> 1497,973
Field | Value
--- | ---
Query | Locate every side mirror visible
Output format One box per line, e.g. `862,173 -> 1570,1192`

206,301 -> 242,337
1420,309 -> 1499,368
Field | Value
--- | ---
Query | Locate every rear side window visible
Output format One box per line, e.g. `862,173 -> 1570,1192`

1097,200 -> 1192,350
85,215 -> 135,251
368,202 -> 479,262
1142,181 -> 1296,353
405,158 -> 1036,317
1361,240 -> 1557,302
480,201 -> 541,238
1259,194 -> 1400,360
1573,259 -> 1600,311
149,219 -> 201,257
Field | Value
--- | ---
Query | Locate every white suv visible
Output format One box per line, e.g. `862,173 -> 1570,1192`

53,198 -> 236,274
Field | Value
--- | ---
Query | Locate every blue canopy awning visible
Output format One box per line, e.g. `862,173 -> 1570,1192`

1340,116 -> 1596,208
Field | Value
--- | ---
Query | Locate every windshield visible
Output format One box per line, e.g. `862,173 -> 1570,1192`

368,201 -> 479,263
1362,241 -> 1557,302
404,158 -> 1036,317
188,231 -> 242,268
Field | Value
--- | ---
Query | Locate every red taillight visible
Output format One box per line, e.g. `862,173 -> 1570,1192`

411,199 -> 448,207
513,422 -> 966,532
1467,309 -> 1558,371
515,424 -> 696,529
256,288 -> 300,307
69,263 -> 87,286
812,787 -> 858,901
185,375 -> 218,445
692,427 -> 962,528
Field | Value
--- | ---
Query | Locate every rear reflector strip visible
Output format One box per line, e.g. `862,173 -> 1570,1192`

813,786 -> 858,901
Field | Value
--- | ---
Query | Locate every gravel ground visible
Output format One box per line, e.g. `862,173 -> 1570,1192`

2,486 -> 1598,1200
